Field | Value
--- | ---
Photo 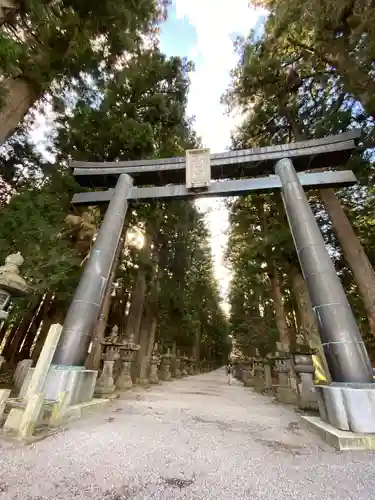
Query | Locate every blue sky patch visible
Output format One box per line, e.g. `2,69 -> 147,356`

159,4 -> 197,59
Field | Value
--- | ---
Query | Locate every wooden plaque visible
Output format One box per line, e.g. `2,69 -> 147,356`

185,148 -> 210,189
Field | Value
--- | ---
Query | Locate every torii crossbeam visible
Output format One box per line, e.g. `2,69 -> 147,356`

52,130 -> 375,434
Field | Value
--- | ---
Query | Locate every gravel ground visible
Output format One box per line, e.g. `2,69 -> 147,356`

0,369 -> 375,500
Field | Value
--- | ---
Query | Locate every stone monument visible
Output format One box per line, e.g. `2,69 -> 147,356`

0,252 -> 29,320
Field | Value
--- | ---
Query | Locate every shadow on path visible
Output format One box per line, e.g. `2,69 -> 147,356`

0,368 -> 375,499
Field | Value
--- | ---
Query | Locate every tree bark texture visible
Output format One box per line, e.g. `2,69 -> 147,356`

320,187 -> 375,337
0,78 -> 38,145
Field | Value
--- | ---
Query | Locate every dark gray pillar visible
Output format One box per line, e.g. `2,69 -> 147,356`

275,158 -> 373,384
53,174 -> 133,367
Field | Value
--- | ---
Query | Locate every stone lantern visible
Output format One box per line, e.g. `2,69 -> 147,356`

95,326 -> 121,397
149,343 -> 161,384
188,356 -> 196,375
115,330 -> 140,391
171,349 -> 182,378
159,348 -> 172,381
180,354 -> 189,377
0,252 -> 29,320
293,351 -> 318,411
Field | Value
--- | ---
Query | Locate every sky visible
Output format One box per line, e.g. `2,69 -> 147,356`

159,1 -> 267,309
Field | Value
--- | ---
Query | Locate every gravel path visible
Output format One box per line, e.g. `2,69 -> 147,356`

1,369 -> 375,499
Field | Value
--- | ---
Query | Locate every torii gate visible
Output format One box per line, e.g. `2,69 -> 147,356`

53,130 -> 375,434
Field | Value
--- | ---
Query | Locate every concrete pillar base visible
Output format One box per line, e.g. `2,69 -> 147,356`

315,383 -> 375,433
20,367 -> 98,406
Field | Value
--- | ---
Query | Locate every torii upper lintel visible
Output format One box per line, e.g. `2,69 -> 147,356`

71,130 -> 360,188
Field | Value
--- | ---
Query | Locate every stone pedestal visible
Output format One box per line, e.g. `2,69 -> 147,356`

173,357 -> 182,378
149,354 -> 160,384
294,353 -> 318,411
253,357 -> 265,393
116,359 -> 133,390
159,350 -> 172,381
180,356 -> 188,377
20,367 -> 97,406
233,361 -> 242,380
242,359 -> 253,387
188,357 -> 196,376
263,361 -> 273,394
170,354 -> 182,378
114,338 -> 140,391
95,346 -> 119,396
274,354 -> 297,404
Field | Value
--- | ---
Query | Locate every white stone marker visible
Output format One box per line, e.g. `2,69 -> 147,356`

4,324 -> 63,436
14,359 -> 33,391
24,323 -> 63,400
0,388 -> 10,420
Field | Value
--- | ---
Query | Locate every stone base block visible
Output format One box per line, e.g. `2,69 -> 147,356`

275,387 -> 297,404
302,415 -> 375,451
149,377 -> 160,385
94,384 -> 115,397
253,379 -> 265,393
135,377 -> 149,387
19,367 -> 98,406
63,398 -> 109,422
3,408 -> 24,431
244,377 -> 255,388
315,383 -> 375,433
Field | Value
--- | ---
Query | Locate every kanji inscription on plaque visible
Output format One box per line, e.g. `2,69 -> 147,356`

186,148 -> 210,189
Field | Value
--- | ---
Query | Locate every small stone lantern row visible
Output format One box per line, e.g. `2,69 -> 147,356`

94,330 -> 200,396
236,341 -> 318,411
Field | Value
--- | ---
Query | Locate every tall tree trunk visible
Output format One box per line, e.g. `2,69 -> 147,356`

192,326 -> 201,368
0,313 -> 12,346
259,194 -> 291,348
31,300 -> 65,362
132,238 -> 163,382
2,295 -> 41,362
1,320 -> 19,354
287,117 -> 374,337
135,296 -> 156,382
0,78 -> 39,145
290,265 -> 331,382
320,188 -> 375,336
270,265 -> 290,348
18,292 -> 53,360
141,307 -> 158,381
122,230 -> 152,342
284,294 -> 298,347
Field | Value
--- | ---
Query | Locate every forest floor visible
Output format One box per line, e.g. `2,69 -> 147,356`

0,369 -> 375,499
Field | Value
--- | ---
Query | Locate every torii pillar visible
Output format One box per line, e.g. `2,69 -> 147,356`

276,158 -> 375,435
